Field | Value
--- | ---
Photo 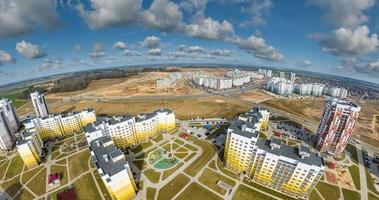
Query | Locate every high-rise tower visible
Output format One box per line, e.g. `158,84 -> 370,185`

0,98 -> 20,133
314,98 -> 360,155
30,91 -> 49,118
0,108 -> 15,151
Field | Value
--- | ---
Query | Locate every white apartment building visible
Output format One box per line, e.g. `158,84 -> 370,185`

267,77 -> 294,96
290,72 -> 296,82
0,98 -> 20,133
0,108 -> 15,151
294,83 -> 325,97
259,69 -> 272,77
85,108 -> 175,149
279,71 -> 285,79
30,91 -> 49,117
90,136 -> 137,200
17,130 -> 43,168
323,87 -> 348,99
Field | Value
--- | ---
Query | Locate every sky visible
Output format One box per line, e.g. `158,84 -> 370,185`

0,0 -> 379,85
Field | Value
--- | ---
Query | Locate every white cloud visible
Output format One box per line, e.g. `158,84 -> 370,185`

123,50 -> 141,56
148,48 -> 162,56
0,50 -> 16,64
177,44 -> 187,51
320,26 -> 378,56
16,40 -> 45,59
76,0 -> 142,29
209,49 -> 234,57
297,60 -> 312,67
113,41 -> 127,50
90,42 -> 106,58
308,0 -> 375,28
141,0 -> 183,32
143,36 -> 160,49
187,45 -> 206,53
238,35 -> 283,62
90,51 -> 106,58
240,0 -> 273,28
167,51 -> 186,59
0,0 -> 60,39
184,17 -> 235,41
33,58 -> 63,72
339,57 -> 379,76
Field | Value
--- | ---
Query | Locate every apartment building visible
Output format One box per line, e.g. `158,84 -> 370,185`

90,136 -> 137,200
0,98 -> 20,133
258,69 -> 272,78
224,107 -> 324,199
30,91 -> 49,117
0,108 -> 15,151
16,131 -> 43,168
314,98 -> 360,155
323,87 -> 348,99
290,72 -> 296,82
294,83 -> 325,97
266,77 -> 294,96
24,108 -> 96,139
85,108 -> 175,149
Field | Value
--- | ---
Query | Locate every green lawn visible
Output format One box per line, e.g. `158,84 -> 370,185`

132,141 -> 153,154
0,175 -> 22,197
26,168 -> 46,195
133,160 -> 146,170
146,187 -> 157,200
14,188 -> 35,200
368,192 -> 379,200
342,188 -> 361,200
0,160 -> 10,180
0,88 -> 29,108
162,162 -> 184,180
176,182 -> 222,200
216,150 -> 239,179
157,173 -> 190,200
366,169 -> 379,195
346,144 -> 358,164
184,144 -> 197,151
174,152 -> 188,159
308,189 -> 323,200
176,147 -> 189,152
348,165 -> 361,190
316,181 -> 341,200
68,150 -> 90,178
208,160 -> 216,170
172,143 -> 179,150
153,134 -> 163,143
198,168 -> 236,195
184,152 -> 196,162
243,178 -> 296,200
184,140 -> 215,177
233,184 -> 275,200
174,139 -> 184,145
143,169 -> 161,183
94,171 -> 112,200
21,166 -> 44,184
73,173 -> 102,200
5,156 -> 24,180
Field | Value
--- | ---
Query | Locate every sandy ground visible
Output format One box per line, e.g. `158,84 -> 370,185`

237,89 -> 273,102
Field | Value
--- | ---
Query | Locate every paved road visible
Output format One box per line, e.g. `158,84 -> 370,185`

357,145 -> 369,200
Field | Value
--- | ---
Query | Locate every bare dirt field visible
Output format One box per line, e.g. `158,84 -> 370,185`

47,72 -> 204,99
180,67 -> 229,76
48,97 -> 251,120
237,89 -> 273,103
261,98 -> 379,146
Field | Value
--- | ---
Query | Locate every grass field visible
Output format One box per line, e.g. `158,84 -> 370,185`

184,140 -> 215,177
73,173 -> 102,200
198,168 -> 236,195
5,156 -> 24,180
143,169 -> 161,183
346,144 -> 358,164
162,162 -> 184,180
94,171 -> 112,200
342,188 -> 361,200
0,175 -> 22,197
147,187 -> 157,200
132,142 -> 153,154
184,152 -> 196,162
14,188 -> 35,200
26,168 -> 46,195
176,182 -> 222,200
21,166 -> 44,184
157,173 -> 190,200
50,165 -> 69,186
233,184 -> 275,200
368,192 -> 379,200
216,150 -> 240,180
133,160 -> 146,170
174,152 -> 188,159
243,178 -> 296,200
308,189 -> 323,200
316,181 -> 341,200
366,169 -> 379,195
68,150 -> 90,178
0,88 -> 29,108
348,165 -> 361,190
153,134 -> 163,143
0,160 -> 10,179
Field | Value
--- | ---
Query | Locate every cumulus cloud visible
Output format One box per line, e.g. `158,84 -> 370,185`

90,43 -> 106,58
339,57 -> 379,77
142,36 -> 160,49
297,60 -> 312,67
123,50 -> 141,56
0,50 -> 16,64
33,58 -> 63,72
113,41 -> 127,50
141,0 -> 183,32
187,45 -> 206,53
319,26 -> 378,56
76,0 -> 142,29
0,0 -> 61,39
240,0 -> 273,28
209,49 -> 234,57
16,40 -> 45,59
238,35 -> 284,62
167,51 -> 186,60
308,0 -> 375,28
148,48 -> 161,56
184,17 -> 236,41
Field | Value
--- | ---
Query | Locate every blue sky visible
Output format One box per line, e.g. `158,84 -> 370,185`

0,0 -> 379,85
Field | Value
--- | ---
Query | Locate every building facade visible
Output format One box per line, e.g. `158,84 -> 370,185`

314,98 -> 361,155
24,108 -> 96,139
0,108 -> 15,151
90,136 -> 137,200
0,98 -> 20,133
85,108 -> 175,149
267,77 -> 294,96
17,131 -> 43,168
224,107 -> 324,199
30,91 -> 49,117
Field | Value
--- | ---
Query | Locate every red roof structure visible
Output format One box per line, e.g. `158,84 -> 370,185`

57,188 -> 77,200
48,173 -> 60,184
179,133 -> 190,139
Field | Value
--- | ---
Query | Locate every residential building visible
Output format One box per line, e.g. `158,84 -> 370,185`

290,72 -> 296,82
30,91 -> 49,117
267,77 -> 293,96
0,98 -> 20,133
323,87 -> 348,99
85,108 -> 175,149
294,83 -> 325,97
90,136 -> 137,200
224,108 -> 324,199
279,71 -> 285,79
0,108 -> 15,151
16,131 -> 43,168
314,98 -> 361,155
24,108 -> 96,139
258,69 -> 272,77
